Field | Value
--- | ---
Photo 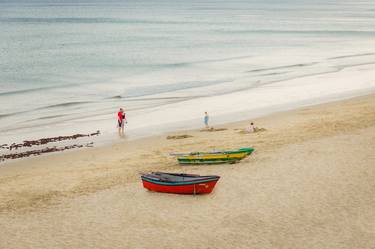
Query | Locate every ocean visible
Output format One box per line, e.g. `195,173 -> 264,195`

1,0 -> 375,144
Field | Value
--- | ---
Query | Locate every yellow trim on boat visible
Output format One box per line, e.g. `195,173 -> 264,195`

180,152 -> 248,160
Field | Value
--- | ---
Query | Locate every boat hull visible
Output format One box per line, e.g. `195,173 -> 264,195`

141,173 -> 220,194
176,147 -> 255,165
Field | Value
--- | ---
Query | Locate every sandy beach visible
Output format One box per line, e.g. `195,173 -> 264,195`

0,94 -> 375,249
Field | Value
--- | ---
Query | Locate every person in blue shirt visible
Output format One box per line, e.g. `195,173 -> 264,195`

204,112 -> 209,129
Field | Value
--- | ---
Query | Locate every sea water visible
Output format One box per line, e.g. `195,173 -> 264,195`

1,0 -> 375,144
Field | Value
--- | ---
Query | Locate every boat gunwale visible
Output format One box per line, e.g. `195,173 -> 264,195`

141,176 -> 220,186
172,148 -> 255,157
178,160 -> 239,164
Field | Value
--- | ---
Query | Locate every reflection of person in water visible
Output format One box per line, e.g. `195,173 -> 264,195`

117,108 -> 127,136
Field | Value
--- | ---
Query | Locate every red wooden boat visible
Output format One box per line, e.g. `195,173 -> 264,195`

141,172 -> 220,194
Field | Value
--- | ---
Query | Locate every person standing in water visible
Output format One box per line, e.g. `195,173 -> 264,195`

204,112 -> 209,129
117,108 -> 127,136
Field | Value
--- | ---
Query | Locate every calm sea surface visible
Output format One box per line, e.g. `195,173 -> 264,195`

1,0 -> 375,143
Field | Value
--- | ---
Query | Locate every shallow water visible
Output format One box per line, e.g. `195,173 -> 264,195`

1,0 -> 375,144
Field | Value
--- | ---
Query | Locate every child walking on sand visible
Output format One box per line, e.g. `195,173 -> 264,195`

204,112 -> 209,129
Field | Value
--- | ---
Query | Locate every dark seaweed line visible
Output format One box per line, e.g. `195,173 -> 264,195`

0,131 -> 100,151
0,143 -> 94,162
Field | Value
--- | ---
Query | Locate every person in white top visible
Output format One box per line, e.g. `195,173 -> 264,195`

246,122 -> 256,133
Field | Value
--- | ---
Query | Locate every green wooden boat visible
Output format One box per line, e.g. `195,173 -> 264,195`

172,147 -> 255,165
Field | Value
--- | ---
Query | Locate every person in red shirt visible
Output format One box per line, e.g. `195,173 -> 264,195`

117,108 -> 127,136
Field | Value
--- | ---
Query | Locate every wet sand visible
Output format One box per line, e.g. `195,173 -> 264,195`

0,94 -> 374,249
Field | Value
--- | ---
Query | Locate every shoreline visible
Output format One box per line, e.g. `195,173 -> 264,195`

0,92 -> 374,179
2,62 -> 375,147
1,91 -> 374,166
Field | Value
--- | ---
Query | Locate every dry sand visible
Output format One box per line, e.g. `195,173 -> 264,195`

0,94 -> 375,249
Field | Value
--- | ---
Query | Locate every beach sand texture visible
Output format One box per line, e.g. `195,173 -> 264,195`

0,94 -> 374,249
